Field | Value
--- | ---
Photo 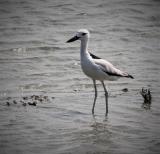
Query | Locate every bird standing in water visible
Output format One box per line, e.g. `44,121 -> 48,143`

66,29 -> 133,116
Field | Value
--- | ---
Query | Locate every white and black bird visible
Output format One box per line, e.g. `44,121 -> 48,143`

66,29 -> 134,116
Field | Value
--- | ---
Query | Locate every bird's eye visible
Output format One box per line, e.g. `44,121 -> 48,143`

82,33 -> 86,36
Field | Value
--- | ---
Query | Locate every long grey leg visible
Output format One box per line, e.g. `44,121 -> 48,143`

101,81 -> 108,116
92,80 -> 97,114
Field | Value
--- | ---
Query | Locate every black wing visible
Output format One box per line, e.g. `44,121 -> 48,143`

89,52 -> 101,59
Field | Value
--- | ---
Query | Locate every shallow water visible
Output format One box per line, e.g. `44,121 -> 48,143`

0,0 -> 160,154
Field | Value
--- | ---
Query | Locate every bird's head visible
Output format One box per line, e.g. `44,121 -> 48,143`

66,29 -> 90,43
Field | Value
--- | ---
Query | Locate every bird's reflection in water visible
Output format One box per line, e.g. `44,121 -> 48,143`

89,115 -> 112,145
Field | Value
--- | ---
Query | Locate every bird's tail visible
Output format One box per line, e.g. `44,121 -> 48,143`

127,74 -> 134,79
121,71 -> 134,79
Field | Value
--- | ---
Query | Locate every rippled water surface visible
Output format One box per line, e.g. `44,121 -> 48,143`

0,0 -> 160,154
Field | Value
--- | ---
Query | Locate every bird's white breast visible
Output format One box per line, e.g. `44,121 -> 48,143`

80,53 -> 108,80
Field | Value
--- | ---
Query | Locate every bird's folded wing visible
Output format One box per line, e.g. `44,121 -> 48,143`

93,59 -> 129,77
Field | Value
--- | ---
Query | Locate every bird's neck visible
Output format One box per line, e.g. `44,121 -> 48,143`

80,39 -> 89,57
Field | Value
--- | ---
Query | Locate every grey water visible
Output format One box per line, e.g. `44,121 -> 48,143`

0,0 -> 160,153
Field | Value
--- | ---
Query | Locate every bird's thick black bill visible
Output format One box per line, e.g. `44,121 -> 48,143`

66,36 -> 79,43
